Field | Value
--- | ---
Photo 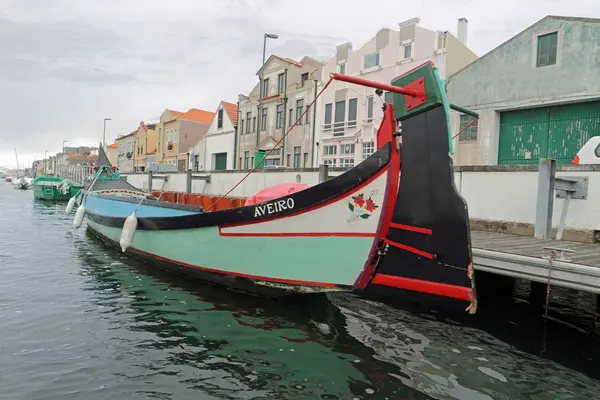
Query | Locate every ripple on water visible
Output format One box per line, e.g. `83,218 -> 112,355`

0,184 -> 598,399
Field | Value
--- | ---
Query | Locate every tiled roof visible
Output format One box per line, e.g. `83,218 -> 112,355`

168,109 -> 185,118
107,143 -> 118,149
116,130 -> 137,140
181,108 -> 215,124
284,57 -> 302,67
222,102 -> 238,125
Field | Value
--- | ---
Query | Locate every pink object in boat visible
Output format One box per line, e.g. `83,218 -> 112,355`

244,183 -> 309,206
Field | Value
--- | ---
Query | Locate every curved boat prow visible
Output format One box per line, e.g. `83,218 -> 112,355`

353,62 -> 478,314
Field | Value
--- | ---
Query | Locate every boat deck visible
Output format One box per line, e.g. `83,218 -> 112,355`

470,230 -> 600,294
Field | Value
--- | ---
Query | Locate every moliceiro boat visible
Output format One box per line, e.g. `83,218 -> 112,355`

74,62 -> 478,313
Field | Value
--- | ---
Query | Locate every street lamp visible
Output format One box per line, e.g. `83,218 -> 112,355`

103,118 -> 112,148
256,32 -> 279,149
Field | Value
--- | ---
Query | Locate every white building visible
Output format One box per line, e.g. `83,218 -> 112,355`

189,101 -> 238,171
316,17 -> 477,168
116,130 -> 137,173
237,55 -> 325,170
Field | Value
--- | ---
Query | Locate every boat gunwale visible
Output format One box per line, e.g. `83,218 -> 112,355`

84,143 -> 392,231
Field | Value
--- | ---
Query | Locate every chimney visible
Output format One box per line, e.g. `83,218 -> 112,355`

457,17 -> 468,45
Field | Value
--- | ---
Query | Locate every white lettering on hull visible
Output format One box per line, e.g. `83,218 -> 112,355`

254,198 -> 295,218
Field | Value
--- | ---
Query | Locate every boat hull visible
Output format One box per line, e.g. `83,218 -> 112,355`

82,146 -> 393,297
33,183 -> 82,201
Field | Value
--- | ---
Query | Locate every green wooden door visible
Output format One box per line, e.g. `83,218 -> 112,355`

498,101 -> 600,165
214,153 -> 227,170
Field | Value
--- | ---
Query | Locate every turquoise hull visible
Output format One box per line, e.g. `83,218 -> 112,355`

86,220 -> 374,288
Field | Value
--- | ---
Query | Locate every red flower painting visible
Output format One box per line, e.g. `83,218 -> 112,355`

348,192 -> 379,219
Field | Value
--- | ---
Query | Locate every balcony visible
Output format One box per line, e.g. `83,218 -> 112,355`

321,120 -> 358,137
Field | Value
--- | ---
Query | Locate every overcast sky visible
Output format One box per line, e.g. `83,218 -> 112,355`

1,0 -> 599,168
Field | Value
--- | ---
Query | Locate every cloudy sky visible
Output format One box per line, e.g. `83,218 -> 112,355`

1,0 -> 599,168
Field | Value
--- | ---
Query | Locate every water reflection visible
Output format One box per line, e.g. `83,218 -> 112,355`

76,232 -> 426,399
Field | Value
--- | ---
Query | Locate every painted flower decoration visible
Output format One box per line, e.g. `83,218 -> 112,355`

348,193 -> 379,219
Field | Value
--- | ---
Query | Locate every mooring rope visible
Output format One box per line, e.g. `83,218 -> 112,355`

204,75 -> 335,211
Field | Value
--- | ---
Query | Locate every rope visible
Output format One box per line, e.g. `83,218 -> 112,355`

204,75 -> 335,211
452,117 -> 479,140
541,250 -> 557,355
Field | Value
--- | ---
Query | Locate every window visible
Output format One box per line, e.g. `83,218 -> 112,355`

244,151 -> 249,170
286,153 -> 291,166
240,119 -> 244,135
296,99 -> 304,125
303,152 -> 308,167
246,112 -> 251,133
324,159 -> 336,166
339,63 -> 346,74
459,114 -> 478,141
293,146 -> 301,168
403,43 -> 412,59
366,96 -> 374,123
340,143 -> 355,155
277,73 -> 285,93
261,107 -> 268,131
305,104 -> 311,124
239,157 -> 242,170
301,72 -> 309,87
217,108 -> 223,129
348,98 -> 357,128
362,142 -> 375,160
264,158 -> 280,166
289,109 -> 293,126
364,52 -> 380,69
261,78 -> 269,97
537,32 -> 558,67
334,100 -> 346,135
324,103 -> 332,131
323,145 -> 337,155
252,117 -> 256,132
340,158 -> 354,168
251,156 -> 254,167
276,104 -> 284,128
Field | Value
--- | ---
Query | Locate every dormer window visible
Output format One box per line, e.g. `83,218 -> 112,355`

364,52 -> 380,69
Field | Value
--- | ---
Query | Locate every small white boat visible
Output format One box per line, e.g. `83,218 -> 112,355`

12,177 -> 30,190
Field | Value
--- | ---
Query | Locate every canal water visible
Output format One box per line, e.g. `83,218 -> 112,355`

1,183 -> 599,400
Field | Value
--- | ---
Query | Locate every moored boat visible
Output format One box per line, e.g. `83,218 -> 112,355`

73,62 -> 478,313
32,175 -> 83,201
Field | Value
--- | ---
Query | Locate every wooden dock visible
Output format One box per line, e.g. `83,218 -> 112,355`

471,231 -> 600,294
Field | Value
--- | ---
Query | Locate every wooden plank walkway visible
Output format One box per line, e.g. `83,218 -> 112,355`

470,231 -> 600,294
471,231 -> 600,267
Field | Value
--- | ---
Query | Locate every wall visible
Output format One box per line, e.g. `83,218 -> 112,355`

447,17 -> 600,165
179,120 -> 210,156
123,164 -> 600,238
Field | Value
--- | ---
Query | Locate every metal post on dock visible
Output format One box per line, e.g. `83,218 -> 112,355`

147,170 -> 153,193
186,169 -> 192,194
318,164 -> 329,184
535,158 -> 556,239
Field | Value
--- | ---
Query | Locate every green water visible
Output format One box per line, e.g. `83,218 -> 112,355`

1,183 -> 599,399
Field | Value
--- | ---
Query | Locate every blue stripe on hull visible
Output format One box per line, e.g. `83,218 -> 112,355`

85,194 -> 201,218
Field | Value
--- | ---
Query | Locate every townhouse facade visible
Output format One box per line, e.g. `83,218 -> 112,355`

237,56 -> 324,170
156,108 -> 214,170
116,130 -> 137,173
189,101 -> 238,171
316,17 -> 477,168
133,122 -> 158,172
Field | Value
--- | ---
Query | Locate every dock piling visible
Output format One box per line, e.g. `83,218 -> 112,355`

186,169 -> 192,194
318,164 -> 329,184
147,170 -> 153,193
535,158 -> 555,239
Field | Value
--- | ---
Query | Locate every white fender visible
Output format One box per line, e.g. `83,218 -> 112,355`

65,196 -> 77,214
73,205 -> 85,229
120,212 -> 138,252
